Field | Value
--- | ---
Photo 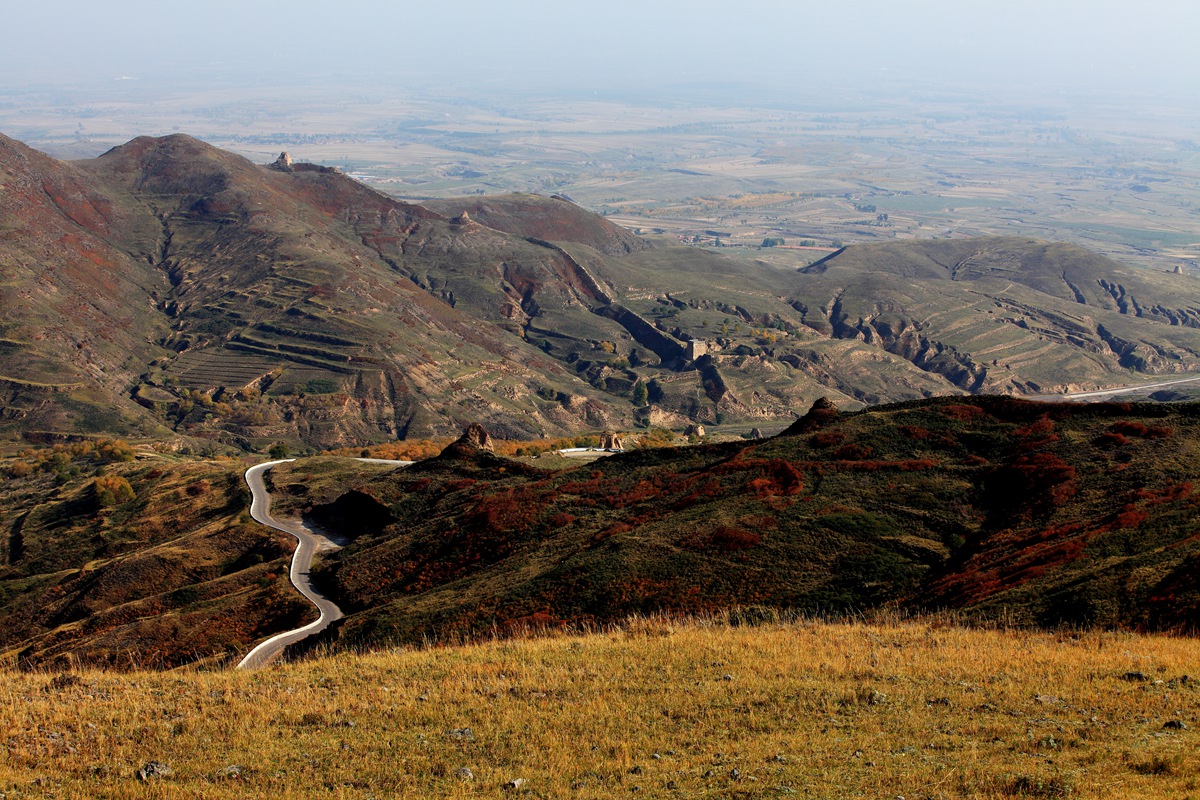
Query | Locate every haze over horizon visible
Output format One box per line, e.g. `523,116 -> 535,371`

3,0 -> 1198,106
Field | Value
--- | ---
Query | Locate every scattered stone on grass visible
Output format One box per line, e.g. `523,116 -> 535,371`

136,762 -> 172,782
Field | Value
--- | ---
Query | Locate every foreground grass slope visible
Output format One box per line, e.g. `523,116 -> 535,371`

0,618 -> 1194,799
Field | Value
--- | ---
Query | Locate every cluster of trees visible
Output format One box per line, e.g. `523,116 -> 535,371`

91,475 -> 136,508
6,439 -> 136,483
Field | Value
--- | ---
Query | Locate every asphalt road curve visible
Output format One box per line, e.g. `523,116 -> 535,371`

235,458 -> 411,669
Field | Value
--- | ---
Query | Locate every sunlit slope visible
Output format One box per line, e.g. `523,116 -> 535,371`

6,132 -> 1200,448
81,136 -> 634,445
0,133 -> 174,437
1,618 -> 1193,798
1,134 -> 640,446
791,237 -> 1200,393
423,192 -> 649,256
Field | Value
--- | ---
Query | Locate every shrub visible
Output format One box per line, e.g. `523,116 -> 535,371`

1115,507 -> 1149,528
92,475 -> 135,508
708,525 -> 762,553
809,432 -> 846,449
1014,416 -> 1055,438
942,403 -> 987,420
1095,432 -> 1129,449
832,444 -> 873,460
1110,421 -> 1171,439
984,452 -> 1077,516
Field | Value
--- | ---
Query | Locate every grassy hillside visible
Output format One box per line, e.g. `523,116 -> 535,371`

265,396 -> 1200,653
0,445 -> 307,669
0,617 -> 1194,798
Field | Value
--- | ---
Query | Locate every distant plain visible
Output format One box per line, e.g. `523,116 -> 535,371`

4,80 -> 1198,275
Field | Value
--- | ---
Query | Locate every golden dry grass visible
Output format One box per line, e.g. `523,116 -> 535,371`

0,617 -> 1195,798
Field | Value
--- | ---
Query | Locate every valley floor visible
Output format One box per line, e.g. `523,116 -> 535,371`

0,616 -> 1195,799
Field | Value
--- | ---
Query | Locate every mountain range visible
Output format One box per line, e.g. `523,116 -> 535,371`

4,133 -> 1200,450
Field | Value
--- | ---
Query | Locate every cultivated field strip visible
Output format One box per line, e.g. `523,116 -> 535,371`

166,350 -> 282,390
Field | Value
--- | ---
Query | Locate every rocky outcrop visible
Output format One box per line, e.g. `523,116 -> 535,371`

599,431 -> 624,450
779,397 -> 839,436
458,423 -> 495,452
438,423 -> 496,458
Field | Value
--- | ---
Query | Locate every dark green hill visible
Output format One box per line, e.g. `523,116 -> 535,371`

271,397 -> 1200,650
6,396 -> 1200,667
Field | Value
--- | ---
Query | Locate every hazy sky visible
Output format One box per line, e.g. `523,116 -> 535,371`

3,0 -> 1198,102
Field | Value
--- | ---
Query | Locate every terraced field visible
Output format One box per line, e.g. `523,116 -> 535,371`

166,350 -> 283,391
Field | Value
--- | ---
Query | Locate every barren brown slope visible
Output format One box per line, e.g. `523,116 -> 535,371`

423,193 -> 649,256
0,133 -> 173,438
2,134 -> 641,447
9,133 -> 1200,451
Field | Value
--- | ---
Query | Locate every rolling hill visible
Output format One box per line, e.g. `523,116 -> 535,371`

258,396 -> 1200,655
0,444 -> 309,669
4,132 -> 1200,453
790,237 -> 1200,393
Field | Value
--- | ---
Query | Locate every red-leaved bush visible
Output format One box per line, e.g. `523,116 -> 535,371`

707,525 -> 762,553
809,432 -> 846,449
1110,421 -> 1172,439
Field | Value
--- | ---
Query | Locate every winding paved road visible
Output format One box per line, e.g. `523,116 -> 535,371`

236,458 -> 411,669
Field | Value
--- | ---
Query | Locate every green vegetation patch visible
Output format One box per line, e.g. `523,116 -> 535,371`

299,396 -> 1200,652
